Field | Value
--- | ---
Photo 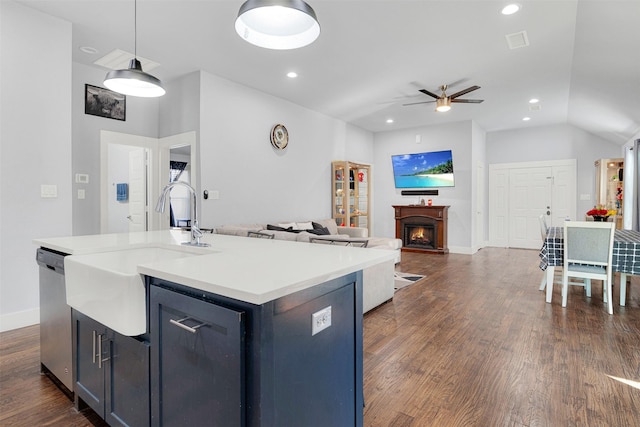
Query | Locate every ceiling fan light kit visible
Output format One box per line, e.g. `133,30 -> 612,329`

235,0 -> 320,50
404,83 -> 484,112
436,98 -> 451,112
103,0 -> 165,98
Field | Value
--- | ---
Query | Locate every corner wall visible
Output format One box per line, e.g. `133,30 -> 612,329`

197,71 -> 366,227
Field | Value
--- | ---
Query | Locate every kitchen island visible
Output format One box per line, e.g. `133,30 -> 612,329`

35,230 -> 395,427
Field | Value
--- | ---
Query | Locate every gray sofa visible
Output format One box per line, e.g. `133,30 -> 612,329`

215,219 -> 402,313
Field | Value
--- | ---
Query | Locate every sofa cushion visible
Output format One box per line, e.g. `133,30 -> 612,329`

367,237 -> 403,250
216,224 -> 264,237
262,230 -> 299,241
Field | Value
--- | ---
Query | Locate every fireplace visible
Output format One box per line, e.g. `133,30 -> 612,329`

404,224 -> 436,249
393,205 -> 449,254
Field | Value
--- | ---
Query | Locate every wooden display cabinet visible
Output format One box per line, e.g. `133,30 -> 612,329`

332,161 -> 371,235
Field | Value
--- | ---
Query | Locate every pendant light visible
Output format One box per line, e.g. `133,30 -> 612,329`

104,0 -> 165,97
235,0 -> 320,50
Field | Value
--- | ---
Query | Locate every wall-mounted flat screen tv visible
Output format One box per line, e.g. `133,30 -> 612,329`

391,149 -> 455,188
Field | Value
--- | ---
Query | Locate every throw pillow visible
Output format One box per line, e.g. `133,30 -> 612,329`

296,221 -> 314,230
267,224 -> 290,232
278,222 -> 297,229
307,226 -> 330,235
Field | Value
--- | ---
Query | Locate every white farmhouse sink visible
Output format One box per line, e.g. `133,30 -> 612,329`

65,246 -> 204,336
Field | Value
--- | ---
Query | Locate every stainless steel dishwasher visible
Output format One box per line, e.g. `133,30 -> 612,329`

36,247 -> 73,394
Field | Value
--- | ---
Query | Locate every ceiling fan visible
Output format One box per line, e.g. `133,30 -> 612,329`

403,84 -> 484,112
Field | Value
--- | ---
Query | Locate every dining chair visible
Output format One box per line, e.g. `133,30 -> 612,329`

247,231 -> 275,239
539,215 -> 585,294
562,221 -> 615,314
539,214 -> 549,291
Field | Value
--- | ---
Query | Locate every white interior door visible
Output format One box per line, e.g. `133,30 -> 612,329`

128,148 -> 147,232
489,168 -> 509,247
550,164 -> 576,226
508,167 -> 552,249
489,159 -> 577,249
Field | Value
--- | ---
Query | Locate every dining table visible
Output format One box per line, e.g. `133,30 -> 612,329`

539,226 -> 640,306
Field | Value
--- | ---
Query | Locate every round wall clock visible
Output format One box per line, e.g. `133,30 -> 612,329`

270,124 -> 289,150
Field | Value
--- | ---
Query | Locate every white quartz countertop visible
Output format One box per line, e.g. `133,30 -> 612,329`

35,230 -> 395,305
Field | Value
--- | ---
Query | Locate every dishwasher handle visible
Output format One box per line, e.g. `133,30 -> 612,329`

36,248 -> 66,274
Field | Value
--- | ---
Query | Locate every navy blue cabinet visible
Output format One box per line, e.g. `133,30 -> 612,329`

73,310 -> 150,427
149,270 -> 363,427
149,285 -> 245,426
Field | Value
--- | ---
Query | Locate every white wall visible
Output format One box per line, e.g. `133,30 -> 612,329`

198,71 -> 360,227
72,62 -> 160,236
0,2 -> 72,331
373,121 -> 474,252
486,123 -> 622,218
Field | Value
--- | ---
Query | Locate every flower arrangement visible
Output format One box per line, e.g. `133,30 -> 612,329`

586,205 -> 617,221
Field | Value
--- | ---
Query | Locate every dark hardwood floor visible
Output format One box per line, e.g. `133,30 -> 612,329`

1,248 -> 639,426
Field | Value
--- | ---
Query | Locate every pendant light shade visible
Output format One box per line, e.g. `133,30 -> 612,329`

103,0 -> 165,97
235,0 -> 320,50
104,58 -> 165,97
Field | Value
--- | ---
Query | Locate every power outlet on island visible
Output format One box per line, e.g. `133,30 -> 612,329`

311,306 -> 332,336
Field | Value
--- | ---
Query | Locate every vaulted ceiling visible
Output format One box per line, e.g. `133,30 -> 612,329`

18,0 -> 640,144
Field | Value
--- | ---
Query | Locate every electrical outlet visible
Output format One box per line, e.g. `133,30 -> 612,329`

312,306 -> 332,336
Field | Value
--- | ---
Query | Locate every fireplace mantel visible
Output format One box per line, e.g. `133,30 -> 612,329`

393,205 -> 449,254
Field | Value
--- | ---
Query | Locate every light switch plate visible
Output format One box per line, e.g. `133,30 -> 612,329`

41,184 -> 58,198
75,173 -> 89,184
312,306 -> 332,336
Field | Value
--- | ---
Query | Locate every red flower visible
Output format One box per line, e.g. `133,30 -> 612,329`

586,209 -> 608,216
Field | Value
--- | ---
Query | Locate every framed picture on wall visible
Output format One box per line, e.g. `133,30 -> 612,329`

84,84 -> 126,121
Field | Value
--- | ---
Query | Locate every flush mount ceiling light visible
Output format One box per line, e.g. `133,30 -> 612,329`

235,0 -> 321,50
435,98 -> 451,112
104,0 -> 165,97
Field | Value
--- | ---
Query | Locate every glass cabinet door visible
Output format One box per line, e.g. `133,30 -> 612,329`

332,161 -> 370,234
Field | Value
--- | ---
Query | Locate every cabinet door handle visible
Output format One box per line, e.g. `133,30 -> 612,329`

97,334 -> 103,369
170,317 -> 207,334
92,330 -> 97,364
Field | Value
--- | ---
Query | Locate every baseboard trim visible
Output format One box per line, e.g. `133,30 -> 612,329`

0,308 -> 39,332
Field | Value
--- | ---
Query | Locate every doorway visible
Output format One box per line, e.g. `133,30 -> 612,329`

100,130 -> 197,233
489,159 -> 576,249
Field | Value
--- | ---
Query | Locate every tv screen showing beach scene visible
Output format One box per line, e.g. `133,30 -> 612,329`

391,150 -> 455,188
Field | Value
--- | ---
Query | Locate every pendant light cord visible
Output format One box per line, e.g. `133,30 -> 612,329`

134,0 -> 137,57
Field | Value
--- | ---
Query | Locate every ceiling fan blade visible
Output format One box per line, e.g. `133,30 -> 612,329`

446,78 -> 470,89
449,85 -> 480,99
451,99 -> 484,104
403,100 -> 436,106
419,89 -> 441,99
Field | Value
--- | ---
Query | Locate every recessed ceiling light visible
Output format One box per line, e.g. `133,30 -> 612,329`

287,71 -> 298,78
523,117 -> 531,121
529,98 -> 539,104
386,119 -> 394,124
501,3 -> 521,15
79,46 -> 98,54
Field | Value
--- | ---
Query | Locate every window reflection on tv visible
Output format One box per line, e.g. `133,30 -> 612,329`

391,150 -> 455,188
